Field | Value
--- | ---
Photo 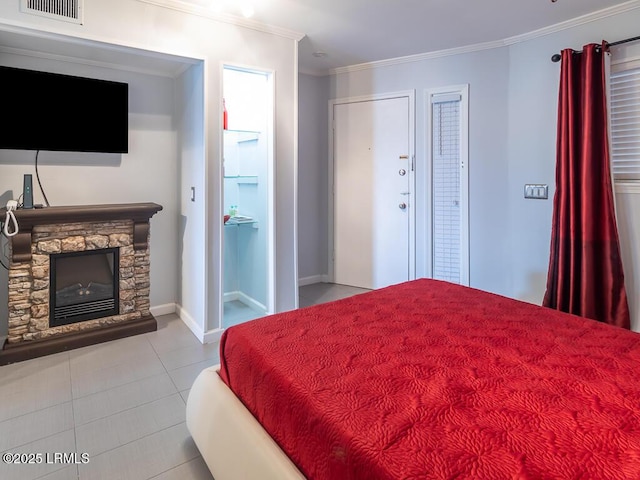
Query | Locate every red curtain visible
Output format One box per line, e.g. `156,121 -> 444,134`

543,43 -> 630,329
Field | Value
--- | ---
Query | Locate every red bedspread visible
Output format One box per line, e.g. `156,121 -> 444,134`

219,279 -> 640,479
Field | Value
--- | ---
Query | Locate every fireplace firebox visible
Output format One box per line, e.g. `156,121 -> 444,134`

49,248 -> 120,327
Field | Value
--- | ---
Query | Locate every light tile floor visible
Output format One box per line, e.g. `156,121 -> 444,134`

299,282 -> 370,308
222,300 -> 263,329
0,283 -> 369,480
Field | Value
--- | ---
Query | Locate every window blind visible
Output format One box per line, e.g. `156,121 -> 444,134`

610,68 -> 640,180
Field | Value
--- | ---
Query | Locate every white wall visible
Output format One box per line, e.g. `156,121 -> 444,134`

176,62 -> 205,328
504,37 -> 557,304
298,73 -> 329,283
0,0 -> 299,341
328,48 -> 512,296
0,52 -> 178,334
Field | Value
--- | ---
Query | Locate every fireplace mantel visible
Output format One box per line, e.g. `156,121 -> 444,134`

1,203 -> 162,262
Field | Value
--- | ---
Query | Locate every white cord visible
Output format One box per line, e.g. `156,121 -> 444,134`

3,201 -> 19,237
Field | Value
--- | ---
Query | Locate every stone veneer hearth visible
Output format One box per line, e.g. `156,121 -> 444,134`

1,203 -> 162,364
9,219 -> 147,343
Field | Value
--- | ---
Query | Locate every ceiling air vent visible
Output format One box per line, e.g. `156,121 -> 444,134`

20,0 -> 83,24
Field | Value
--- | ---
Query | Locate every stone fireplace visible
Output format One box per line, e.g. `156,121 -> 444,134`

1,203 -> 162,364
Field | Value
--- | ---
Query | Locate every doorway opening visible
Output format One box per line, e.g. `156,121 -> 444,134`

221,65 -> 275,329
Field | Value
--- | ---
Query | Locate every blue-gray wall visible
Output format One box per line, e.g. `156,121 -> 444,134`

298,73 -> 330,283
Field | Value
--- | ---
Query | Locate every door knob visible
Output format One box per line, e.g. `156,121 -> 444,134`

399,169 -> 406,176
399,202 -> 407,210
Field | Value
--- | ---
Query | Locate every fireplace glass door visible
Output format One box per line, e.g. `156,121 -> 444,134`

50,248 -> 119,327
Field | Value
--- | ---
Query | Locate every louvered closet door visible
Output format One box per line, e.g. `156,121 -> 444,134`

429,90 -> 469,285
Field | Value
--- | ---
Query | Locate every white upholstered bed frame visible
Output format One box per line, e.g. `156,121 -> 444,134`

186,366 -> 306,480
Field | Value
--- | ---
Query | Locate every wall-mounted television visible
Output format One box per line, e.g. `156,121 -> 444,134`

0,66 -> 129,153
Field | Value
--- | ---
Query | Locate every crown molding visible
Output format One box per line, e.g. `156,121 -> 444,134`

503,0 -> 640,46
136,0 -> 305,41
330,39 -> 508,75
331,0 -> 640,76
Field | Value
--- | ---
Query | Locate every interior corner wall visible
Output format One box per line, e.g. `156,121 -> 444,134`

328,48 -> 512,297
298,73 -> 330,282
506,7 -> 640,330
0,53 -> 179,330
176,62 -> 205,329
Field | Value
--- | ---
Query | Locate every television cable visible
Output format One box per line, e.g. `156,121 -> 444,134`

35,150 -> 50,207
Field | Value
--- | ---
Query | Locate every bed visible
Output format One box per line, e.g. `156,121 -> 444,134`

186,279 -> 640,479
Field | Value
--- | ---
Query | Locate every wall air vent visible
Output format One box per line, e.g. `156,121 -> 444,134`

20,0 -> 83,24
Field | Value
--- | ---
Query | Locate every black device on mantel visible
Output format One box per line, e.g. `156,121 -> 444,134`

22,174 -> 33,209
0,65 -> 129,153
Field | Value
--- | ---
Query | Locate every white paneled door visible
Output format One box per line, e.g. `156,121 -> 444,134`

333,96 -> 412,289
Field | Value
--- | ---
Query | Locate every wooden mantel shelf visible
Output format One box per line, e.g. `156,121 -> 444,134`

1,202 -> 163,262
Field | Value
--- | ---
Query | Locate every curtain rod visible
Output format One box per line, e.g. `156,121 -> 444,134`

551,35 -> 640,62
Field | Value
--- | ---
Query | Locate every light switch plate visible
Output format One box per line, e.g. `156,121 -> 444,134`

524,184 -> 548,199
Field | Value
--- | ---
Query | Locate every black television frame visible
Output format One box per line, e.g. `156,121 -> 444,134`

0,65 -> 129,154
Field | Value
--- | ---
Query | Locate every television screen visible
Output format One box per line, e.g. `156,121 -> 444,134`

0,66 -> 128,153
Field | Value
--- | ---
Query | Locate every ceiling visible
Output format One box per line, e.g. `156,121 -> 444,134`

0,0 -> 637,77
229,0 -> 638,74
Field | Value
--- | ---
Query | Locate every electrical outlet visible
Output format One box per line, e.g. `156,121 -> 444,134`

524,184 -> 548,200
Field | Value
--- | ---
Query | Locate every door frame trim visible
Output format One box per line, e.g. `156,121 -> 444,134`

328,90 -> 416,285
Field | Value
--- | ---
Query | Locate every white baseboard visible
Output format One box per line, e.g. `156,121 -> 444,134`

150,303 -> 176,317
202,328 -> 224,344
176,304 -> 204,343
176,294 -> 267,345
238,292 -> 267,314
223,291 -> 267,315
223,291 -> 239,302
175,304 -> 225,344
298,275 -> 329,287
